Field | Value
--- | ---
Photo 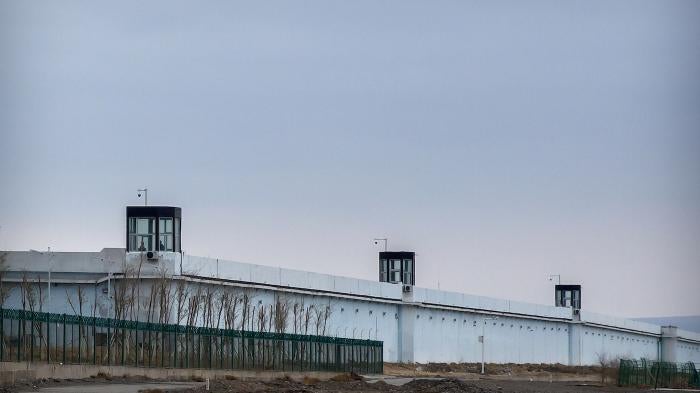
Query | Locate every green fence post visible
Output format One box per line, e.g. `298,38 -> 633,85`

249,336 -> 254,370
147,325 -> 151,368
62,314 -> 66,364
46,313 -> 50,363
161,324 -> 165,368
0,307 -> 4,361
30,311 -> 35,363
174,328 -> 178,369
220,329 -> 224,369
92,317 -> 96,365
17,313 -> 22,362
78,316 -> 82,364
121,327 -> 125,366
135,322 -> 139,367
230,332 -> 235,369
107,320 -> 111,366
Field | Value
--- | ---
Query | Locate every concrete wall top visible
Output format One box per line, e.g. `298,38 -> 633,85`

183,256 -> 571,320
411,287 -> 571,320
677,329 -> 700,343
579,310 -> 661,335
181,255 -> 403,300
2,249 -> 124,275
7,249 -> 684,342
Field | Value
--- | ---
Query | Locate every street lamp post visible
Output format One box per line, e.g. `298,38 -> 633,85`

481,316 -> 499,374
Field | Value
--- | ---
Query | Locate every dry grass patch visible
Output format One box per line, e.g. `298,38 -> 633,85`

330,372 -> 363,382
302,376 -> 320,385
94,371 -> 112,380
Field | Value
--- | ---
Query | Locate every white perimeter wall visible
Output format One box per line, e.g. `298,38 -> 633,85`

2,250 -> 699,366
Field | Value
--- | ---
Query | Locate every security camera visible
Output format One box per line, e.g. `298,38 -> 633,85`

138,193 -> 141,197
374,241 -> 378,245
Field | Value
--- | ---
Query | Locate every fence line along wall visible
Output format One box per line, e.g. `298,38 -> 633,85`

0,308 -> 383,374
618,359 -> 700,389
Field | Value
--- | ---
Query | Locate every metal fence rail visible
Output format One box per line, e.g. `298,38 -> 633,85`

618,359 -> 699,389
0,308 -> 383,374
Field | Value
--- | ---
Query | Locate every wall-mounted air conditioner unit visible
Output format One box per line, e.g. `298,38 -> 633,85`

402,285 -> 412,293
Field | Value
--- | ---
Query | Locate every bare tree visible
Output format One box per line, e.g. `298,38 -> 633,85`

222,291 -> 241,331
129,254 -> 145,321
0,253 -> 11,307
239,292 -> 252,331
313,304 -> 332,336
292,299 -> 305,334
174,278 -> 190,325
186,285 -> 203,327
112,263 -> 135,321
257,304 -> 267,332
596,352 -> 620,384
272,297 -> 290,334
20,272 -> 37,312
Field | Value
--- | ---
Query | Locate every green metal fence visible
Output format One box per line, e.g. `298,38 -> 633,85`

0,308 -> 383,374
618,359 -> 699,389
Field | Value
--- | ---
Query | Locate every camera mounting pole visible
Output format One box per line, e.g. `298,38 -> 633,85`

373,238 -> 388,252
137,188 -> 148,206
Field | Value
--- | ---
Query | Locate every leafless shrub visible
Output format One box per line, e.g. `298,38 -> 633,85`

0,252 -> 11,307
186,285 -> 202,327
174,279 -> 190,325
20,272 -> 37,312
273,297 -> 290,334
257,303 -> 268,332
314,304 -> 331,336
596,352 -> 620,384
222,291 -> 241,330
239,292 -> 252,331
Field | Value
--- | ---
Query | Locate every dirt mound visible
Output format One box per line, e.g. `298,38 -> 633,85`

401,378 -> 488,393
387,362 -> 601,377
329,372 -> 363,382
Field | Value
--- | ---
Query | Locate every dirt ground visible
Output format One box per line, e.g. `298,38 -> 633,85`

2,363 -> 646,393
168,376 -> 647,393
382,362 -> 619,383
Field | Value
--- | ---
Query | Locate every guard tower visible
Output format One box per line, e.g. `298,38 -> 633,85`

379,251 -> 415,286
555,284 -> 581,309
126,206 -> 182,257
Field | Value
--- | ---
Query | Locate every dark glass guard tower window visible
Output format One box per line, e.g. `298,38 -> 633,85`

555,284 -> 581,309
379,251 -> 415,285
126,206 -> 182,252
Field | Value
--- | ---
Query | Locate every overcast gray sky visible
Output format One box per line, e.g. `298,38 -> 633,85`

1,1 -> 699,318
